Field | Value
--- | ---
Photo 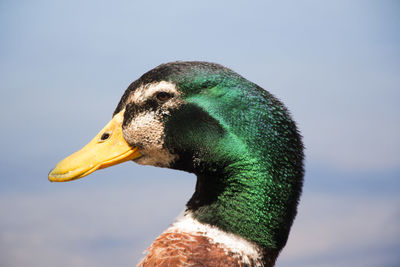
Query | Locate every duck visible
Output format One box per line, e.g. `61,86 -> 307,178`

48,61 -> 304,267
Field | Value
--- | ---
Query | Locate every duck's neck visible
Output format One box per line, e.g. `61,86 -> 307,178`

186,160 -> 290,256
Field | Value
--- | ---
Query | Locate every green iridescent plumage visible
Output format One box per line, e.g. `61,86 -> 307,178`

115,62 -> 304,253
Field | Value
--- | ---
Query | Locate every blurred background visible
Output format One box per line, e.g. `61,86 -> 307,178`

1,1 -> 399,266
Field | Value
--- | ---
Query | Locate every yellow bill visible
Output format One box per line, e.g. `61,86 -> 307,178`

48,110 -> 141,182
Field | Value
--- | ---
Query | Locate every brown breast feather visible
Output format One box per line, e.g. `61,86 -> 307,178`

137,231 -> 265,267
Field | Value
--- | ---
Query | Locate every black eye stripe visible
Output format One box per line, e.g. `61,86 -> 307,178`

123,92 -> 173,127
156,92 -> 172,101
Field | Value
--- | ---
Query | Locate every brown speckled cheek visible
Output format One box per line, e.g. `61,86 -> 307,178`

122,110 -> 177,167
120,81 -> 186,167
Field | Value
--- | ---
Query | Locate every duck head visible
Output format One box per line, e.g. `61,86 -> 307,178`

49,61 -> 304,257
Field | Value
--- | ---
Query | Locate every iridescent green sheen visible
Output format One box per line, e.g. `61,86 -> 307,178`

160,62 -> 304,251
115,62 -> 304,252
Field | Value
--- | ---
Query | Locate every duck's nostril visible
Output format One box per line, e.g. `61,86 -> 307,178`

100,132 -> 110,141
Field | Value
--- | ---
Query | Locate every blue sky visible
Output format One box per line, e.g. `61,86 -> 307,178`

1,1 -> 399,266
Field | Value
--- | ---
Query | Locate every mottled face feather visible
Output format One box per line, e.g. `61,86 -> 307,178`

114,61 -> 304,259
119,81 -> 184,167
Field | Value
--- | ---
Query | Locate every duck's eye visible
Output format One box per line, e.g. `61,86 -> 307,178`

156,92 -> 172,101
100,132 -> 111,141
